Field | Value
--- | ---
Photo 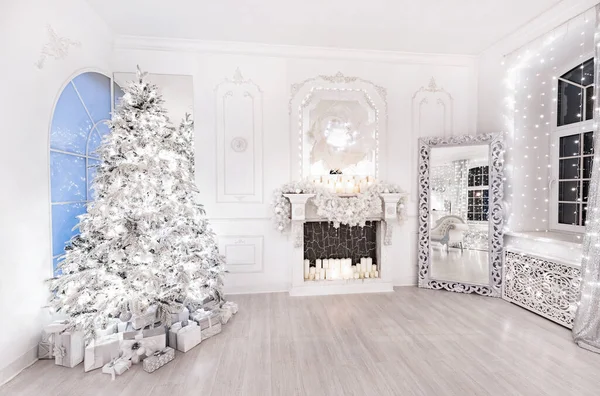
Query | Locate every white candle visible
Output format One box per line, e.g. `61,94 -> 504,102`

353,273 -> 360,279
309,267 -> 316,275
360,258 -> 367,273
334,259 -> 341,272
374,270 -> 379,278
371,264 -> 377,272
351,265 -> 357,273
365,272 -> 370,279
309,273 -> 315,280
359,272 -> 364,279
366,257 -> 373,269
323,259 -> 329,269
316,259 -> 322,270
304,259 -> 310,279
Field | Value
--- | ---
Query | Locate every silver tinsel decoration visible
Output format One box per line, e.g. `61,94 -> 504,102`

573,4 -> 600,353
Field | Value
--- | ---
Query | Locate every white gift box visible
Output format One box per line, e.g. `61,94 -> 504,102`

43,320 -> 69,338
95,321 -> 118,338
131,306 -> 160,330
167,321 -> 187,349
220,301 -> 239,324
116,321 -> 130,333
38,341 -> 53,360
175,321 -> 201,352
54,331 -> 84,368
102,357 -> 131,380
40,320 -> 70,359
170,307 -> 189,324
121,327 -> 166,364
84,334 -> 121,372
223,301 -> 239,314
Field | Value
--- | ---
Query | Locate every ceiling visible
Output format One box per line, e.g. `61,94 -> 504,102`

86,0 -> 564,55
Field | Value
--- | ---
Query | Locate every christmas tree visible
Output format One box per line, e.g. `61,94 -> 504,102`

48,68 -> 224,339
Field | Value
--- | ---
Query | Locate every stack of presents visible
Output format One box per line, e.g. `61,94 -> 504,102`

38,300 -> 238,379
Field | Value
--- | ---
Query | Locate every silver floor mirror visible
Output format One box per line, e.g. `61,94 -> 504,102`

417,134 -> 504,296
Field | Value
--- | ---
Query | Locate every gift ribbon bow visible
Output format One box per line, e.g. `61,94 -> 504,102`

53,345 -> 66,359
152,348 -> 169,357
107,358 -> 130,381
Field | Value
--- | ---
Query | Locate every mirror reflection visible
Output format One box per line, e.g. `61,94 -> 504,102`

429,145 -> 489,284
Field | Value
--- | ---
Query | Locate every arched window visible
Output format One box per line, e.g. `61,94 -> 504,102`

50,72 -> 111,273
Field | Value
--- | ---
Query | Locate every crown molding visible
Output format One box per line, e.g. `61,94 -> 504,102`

114,35 -> 477,67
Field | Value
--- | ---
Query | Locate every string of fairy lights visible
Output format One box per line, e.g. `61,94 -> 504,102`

503,7 -> 596,235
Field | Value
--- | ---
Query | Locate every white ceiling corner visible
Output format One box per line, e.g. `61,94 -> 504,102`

86,0 -> 565,55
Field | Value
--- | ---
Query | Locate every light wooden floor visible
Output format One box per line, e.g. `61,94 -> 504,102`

2,287 -> 600,396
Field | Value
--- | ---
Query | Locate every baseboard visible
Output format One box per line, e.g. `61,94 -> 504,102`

224,282 -> 290,295
0,345 -> 38,387
394,277 -> 418,287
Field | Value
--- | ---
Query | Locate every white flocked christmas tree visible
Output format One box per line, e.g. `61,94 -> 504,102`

48,68 -> 224,340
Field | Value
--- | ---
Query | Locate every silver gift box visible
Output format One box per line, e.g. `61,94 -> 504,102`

143,347 -> 175,373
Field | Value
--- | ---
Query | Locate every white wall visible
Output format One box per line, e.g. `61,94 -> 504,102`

0,0 -> 113,385
111,39 -> 478,294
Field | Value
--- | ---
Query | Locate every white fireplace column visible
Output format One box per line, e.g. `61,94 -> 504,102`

283,194 -> 315,291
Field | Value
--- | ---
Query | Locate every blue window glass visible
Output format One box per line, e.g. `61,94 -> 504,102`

50,72 -> 112,274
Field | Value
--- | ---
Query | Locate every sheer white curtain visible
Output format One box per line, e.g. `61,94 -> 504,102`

573,4 -> 600,354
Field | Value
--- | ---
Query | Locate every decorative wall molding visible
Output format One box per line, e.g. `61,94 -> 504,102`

35,25 -> 81,70
289,71 -> 387,115
217,235 -> 264,273
410,77 -> 455,201
289,72 -> 388,180
215,68 -> 263,203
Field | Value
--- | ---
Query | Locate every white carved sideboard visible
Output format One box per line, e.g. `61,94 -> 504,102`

503,232 -> 582,329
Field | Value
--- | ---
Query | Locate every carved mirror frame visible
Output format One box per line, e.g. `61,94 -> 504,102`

417,133 -> 504,297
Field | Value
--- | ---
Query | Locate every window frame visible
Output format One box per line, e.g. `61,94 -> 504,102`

466,165 -> 490,223
550,54 -> 595,233
48,69 -> 115,273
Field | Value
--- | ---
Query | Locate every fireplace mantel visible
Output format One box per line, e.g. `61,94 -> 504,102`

283,193 -> 406,247
283,192 -> 407,296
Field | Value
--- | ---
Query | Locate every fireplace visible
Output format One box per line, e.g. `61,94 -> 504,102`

303,222 -> 379,281
284,192 -> 406,296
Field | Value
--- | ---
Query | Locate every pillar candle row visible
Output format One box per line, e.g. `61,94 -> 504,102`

304,258 -> 379,281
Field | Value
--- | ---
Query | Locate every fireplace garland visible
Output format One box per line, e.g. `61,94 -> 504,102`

272,179 -> 406,231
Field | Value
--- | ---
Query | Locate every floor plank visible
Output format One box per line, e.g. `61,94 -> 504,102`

2,287 -> 600,396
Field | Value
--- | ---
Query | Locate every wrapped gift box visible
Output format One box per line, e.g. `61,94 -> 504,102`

201,321 -> 222,341
38,341 -> 53,360
102,357 -> 131,380
174,322 -> 201,352
131,306 -> 160,330
95,320 -> 118,338
220,301 -> 239,324
190,309 -> 220,330
84,334 -> 121,372
143,347 -> 175,373
222,301 -> 238,314
39,320 -> 69,360
121,326 -> 166,364
170,307 -> 189,324
54,331 -> 85,368
221,309 -> 232,325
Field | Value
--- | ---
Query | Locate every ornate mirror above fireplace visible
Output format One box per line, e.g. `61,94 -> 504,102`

417,134 -> 504,296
